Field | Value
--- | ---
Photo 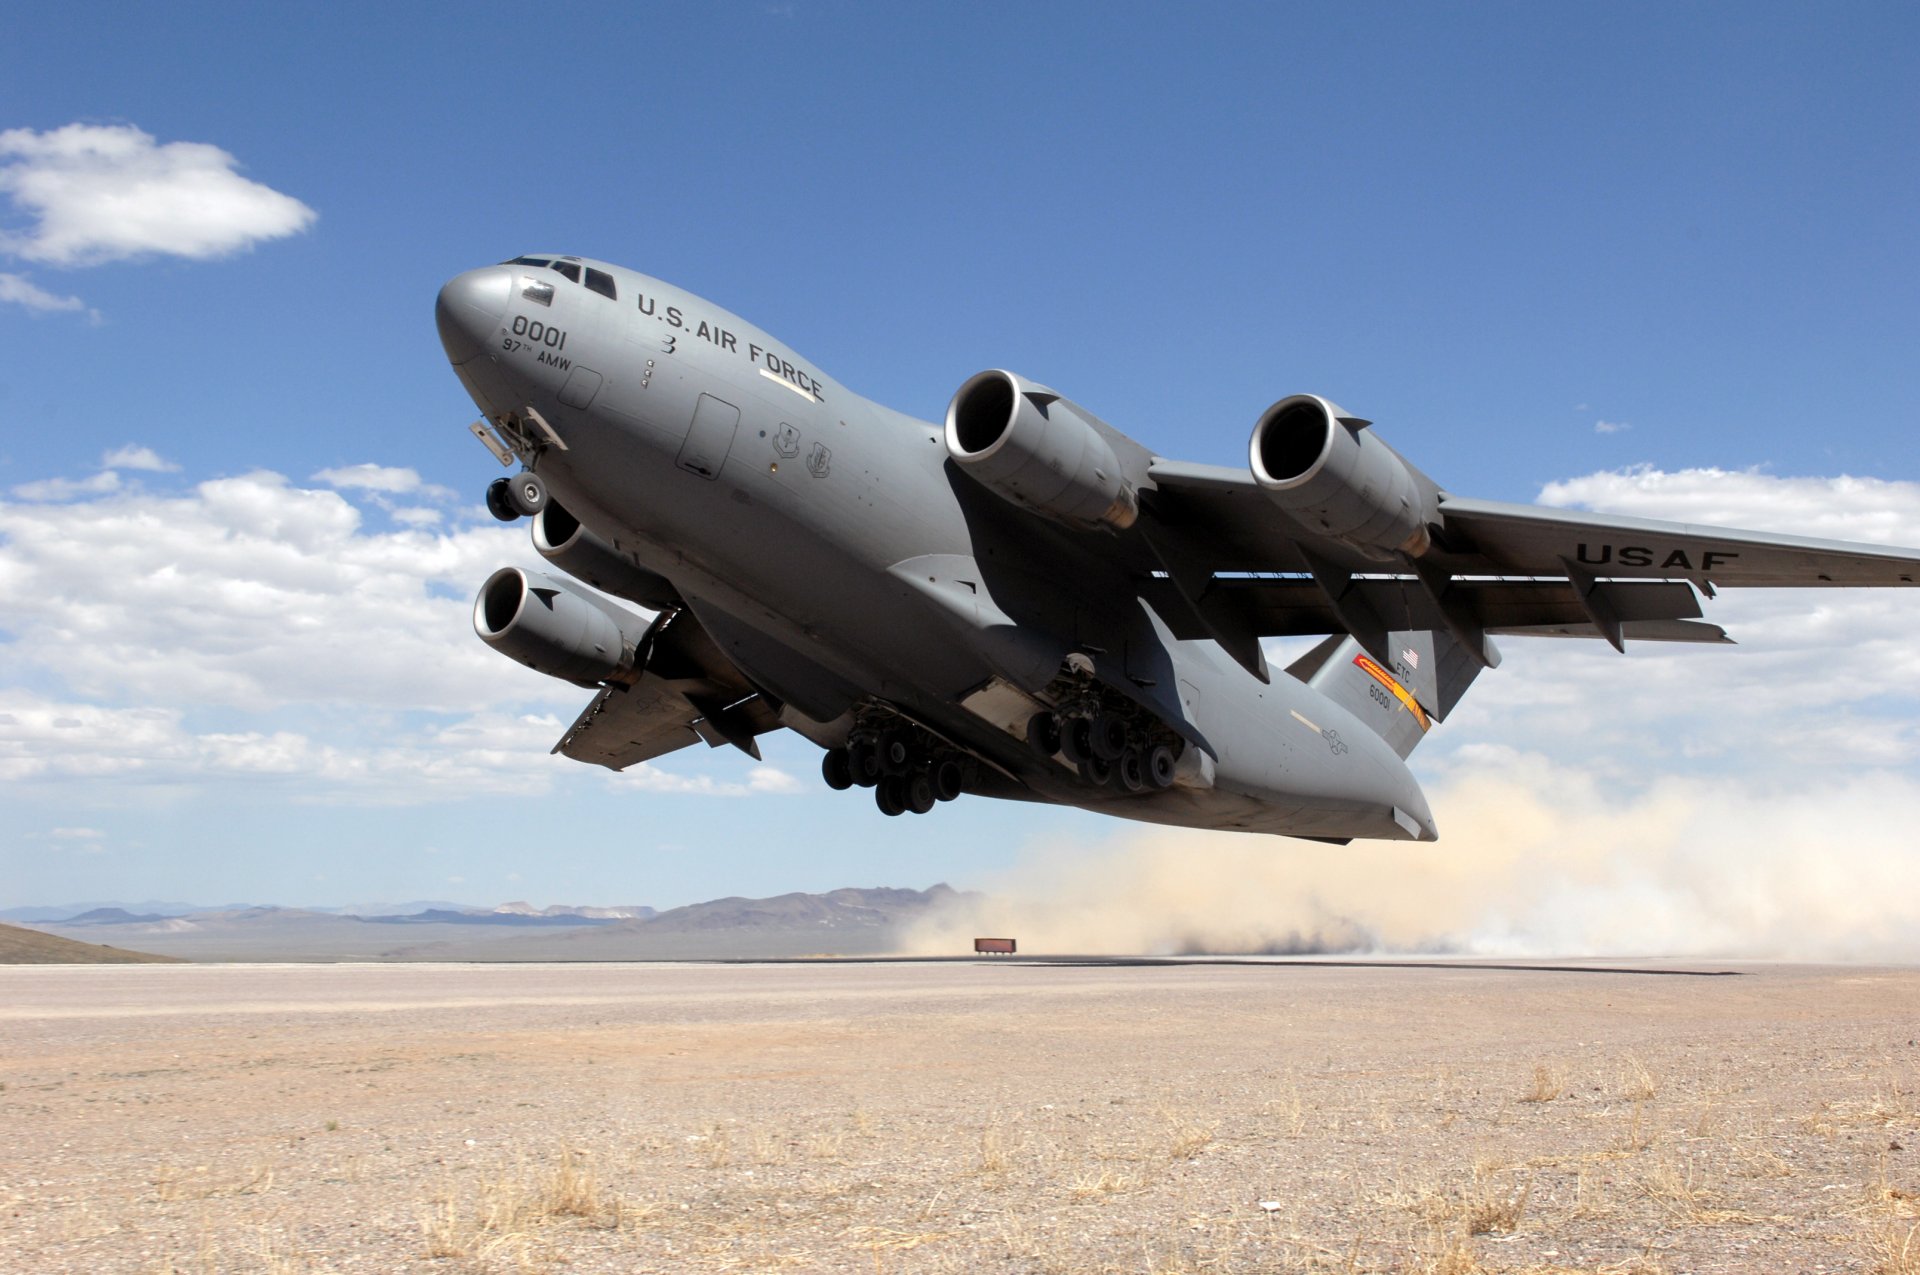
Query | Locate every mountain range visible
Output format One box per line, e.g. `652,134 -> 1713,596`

3,885 -> 970,962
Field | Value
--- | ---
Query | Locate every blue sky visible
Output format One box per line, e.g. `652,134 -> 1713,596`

3,4 -> 1919,937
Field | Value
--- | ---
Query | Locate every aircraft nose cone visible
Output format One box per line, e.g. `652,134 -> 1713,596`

435,267 -> 511,363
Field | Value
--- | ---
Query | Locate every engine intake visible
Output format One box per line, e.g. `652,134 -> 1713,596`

532,502 -> 679,610
474,566 -> 650,687
1249,394 -> 1439,560
945,369 -> 1137,530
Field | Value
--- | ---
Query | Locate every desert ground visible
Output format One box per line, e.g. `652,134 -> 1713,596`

2,960 -> 1917,1274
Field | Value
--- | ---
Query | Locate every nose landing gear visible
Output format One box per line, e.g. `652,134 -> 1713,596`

486,471 -> 549,522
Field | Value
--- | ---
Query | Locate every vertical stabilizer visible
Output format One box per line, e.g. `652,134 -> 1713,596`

1284,629 -> 1493,759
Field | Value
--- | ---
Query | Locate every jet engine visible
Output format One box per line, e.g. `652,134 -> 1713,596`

945,369 -> 1138,530
474,566 -> 651,687
532,502 -> 680,611
1248,394 -> 1440,560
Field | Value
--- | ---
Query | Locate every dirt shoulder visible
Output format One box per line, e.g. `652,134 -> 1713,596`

1,960 -> 1916,1273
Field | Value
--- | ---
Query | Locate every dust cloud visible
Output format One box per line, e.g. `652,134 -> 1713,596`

903,755 -> 1920,960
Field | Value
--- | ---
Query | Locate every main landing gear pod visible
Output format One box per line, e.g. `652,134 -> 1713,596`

1026,708 -> 1177,794
820,721 -> 973,818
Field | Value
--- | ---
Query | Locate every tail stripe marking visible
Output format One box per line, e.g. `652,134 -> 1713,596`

1353,655 -> 1432,732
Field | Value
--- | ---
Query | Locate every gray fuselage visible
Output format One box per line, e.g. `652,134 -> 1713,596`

436,255 -> 1434,842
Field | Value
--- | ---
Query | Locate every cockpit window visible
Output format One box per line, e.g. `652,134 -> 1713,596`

520,276 -> 554,307
504,256 -> 553,267
584,268 -> 617,300
552,261 -> 582,284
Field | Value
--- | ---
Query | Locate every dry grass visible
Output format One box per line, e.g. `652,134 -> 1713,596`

979,1123 -> 1013,1175
1866,1218 -> 1920,1275
1521,1063 -> 1566,1104
1616,1100 -> 1657,1153
419,1147 -> 645,1263
1619,1053 -> 1660,1101
1162,1113 -> 1216,1160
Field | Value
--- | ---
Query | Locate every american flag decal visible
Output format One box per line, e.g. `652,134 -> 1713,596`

1402,648 -> 1419,669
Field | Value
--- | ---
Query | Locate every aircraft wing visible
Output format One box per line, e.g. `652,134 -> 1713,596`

1140,461 -> 1920,676
550,607 -> 786,770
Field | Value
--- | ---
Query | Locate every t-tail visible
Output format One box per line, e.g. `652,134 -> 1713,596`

1285,630 -> 1494,759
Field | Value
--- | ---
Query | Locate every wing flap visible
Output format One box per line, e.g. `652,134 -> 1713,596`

554,677 -> 705,770
1156,577 -> 1706,643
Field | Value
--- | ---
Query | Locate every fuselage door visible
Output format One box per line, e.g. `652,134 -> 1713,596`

676,393 -> 741,480
559,366 -> 602,409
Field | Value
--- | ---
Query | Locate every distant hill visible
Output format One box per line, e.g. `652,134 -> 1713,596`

385,884 -> 975,961
0,921 -> 183,964
0,900 -> 239,923
13,885 -> 977,962
643,885 -> 958,933
60,908 -> 169,925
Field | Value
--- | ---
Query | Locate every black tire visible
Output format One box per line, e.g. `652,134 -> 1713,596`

849,741 -> 882,787
907,773 -> 936,815
1025,712 -> 1061,758
485,478 -> 520,522
1061,717 -> 1091,765
1090,712 -> 1128,762
931,757 -> 965,802
879,729 -> 912,776
1147,743 -> 1178,788
876,776 -> 906,816
506,471 -> 548,517
821,749 -> 853,791
1117,748 -> 1148,793
1082,753 -> 1112,786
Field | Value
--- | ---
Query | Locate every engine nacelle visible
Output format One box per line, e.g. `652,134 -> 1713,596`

1249,394 -> 1439,560
532,501 -> 679,611
474,566 -> 650,687
945,369 -> 1138,530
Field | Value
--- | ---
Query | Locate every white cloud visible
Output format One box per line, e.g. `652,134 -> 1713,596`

1592,418 -> 1630,434
10,471 -> 121,501
0,123 -> 316,266
0,469 -> 540,713
0,271 -> 90,317
0,465 -> 809,802
100,445 -> 178,472
314,463 -> 442,496
614,762 -> 804,797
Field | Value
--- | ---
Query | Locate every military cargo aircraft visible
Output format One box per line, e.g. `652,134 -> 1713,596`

436,255 -> 1920,843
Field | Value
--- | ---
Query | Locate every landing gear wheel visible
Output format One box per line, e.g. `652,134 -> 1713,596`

1025,711 -> 1062,758
876,776 -> 907,816
1117,748 -> 1148,793
906,773 -> 936,815
849,741 -> 882,787
1146,743 -> 1178,789
1062,717 -> 1092,765
506,471 -> 548,517
485,477 -> 520,522
1082,753 -> 1113,786
821,749 -> 853,791
1090,713 -> 1129,762
878,729 -> 912,776
931,757 -> 966,802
